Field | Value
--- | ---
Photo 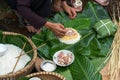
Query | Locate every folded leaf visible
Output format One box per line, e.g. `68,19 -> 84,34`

93,19 -> 117,38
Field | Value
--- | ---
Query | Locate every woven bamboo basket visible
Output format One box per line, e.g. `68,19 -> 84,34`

27,72 -> 65,80
0,31 -> 37,80
100,0 -> 120,80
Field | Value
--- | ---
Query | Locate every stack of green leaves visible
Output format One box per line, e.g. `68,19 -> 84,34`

32,2 -> 114,80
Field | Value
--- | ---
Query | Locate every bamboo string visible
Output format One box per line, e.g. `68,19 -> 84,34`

16,43 -> 46,58
12,42 -> 27,73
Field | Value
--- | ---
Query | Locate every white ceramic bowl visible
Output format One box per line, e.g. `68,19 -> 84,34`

29,77 -> 41,80
0,44 -> 7,56
53,50 -> 75,67
40,60 -> 57,72
74,0 -> 82,8
59,28 -> 81,44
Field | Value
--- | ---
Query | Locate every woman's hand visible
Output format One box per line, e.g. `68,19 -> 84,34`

94,0 -> 109,6
62,1 -> 77,19
26,25 -> 41,34
45,22 -> 67,37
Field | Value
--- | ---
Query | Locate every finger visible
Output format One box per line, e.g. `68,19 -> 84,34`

69,15 -> 72,19
58,31 -> 65,36
60,25 -> 65,30
71,9 -> 77,19
35,29 -> 38,33
72,9 -> 77,18
26,27 -> 32,32
31,28 -> 36,33
57,33 -> 64,38
55,32 -> 64,38
59,28 -> 67,34
58,23 -> 65,29
68,11 -> 73,19
58,24 -> 67,33
26,26 -> 35,33
27,28 -> 31,32
36,29 -> 41,34
58,35 -> 64,38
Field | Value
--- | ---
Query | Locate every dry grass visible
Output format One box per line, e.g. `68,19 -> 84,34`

107,1 -> 120,80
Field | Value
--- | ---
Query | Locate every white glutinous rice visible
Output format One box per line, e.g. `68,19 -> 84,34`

41,61 -> 56,72
59,28 -> 81,44
0,44 -> 31,75
0,44 -> 7,56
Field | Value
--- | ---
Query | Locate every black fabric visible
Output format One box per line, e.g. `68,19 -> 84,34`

5,0 -> 52,17
0,25 -> 6,31
5,0 -> 17,9
30,0 -> 52,17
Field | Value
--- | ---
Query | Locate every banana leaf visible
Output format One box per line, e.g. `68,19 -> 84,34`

32,18 -> 102,80
0,32 -> 34,58
56,54 -> 102,80
82,1 -> 110,27
17,77 -> 29,80
32,2 -> 113,80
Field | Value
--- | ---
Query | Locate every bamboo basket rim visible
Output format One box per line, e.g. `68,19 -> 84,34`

0,31 -> 37,78
26,72 -> 66,80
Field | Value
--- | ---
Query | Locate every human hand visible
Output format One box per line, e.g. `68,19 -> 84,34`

62,1 -> 77,19
45,22 -> 67,37
26,25 -> 41,34
94,0 -> 109,6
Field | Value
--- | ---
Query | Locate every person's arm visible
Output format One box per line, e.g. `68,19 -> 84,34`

17,0 -> 67,37
61,0 -> 77,19
17,0 -> 47,29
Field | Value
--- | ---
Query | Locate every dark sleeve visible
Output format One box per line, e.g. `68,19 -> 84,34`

17,0 -> 47,29
61,0 -> 66,1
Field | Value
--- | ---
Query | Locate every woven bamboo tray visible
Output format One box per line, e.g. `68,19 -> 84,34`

0,31 -> 37,80
27,72 -> 65,80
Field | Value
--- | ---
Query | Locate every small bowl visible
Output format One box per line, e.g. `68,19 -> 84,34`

40,60 -> 57,72
99,0 -> 108,3
29,77 -> 41,80
74,0 -> 82,8
53,50 -> 75,67
0,44 -> 7,57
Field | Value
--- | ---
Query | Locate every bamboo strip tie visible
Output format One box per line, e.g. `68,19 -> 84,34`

12,42 -> 27,73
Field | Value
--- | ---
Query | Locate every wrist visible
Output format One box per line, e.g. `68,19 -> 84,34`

62,1 -> 69,8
